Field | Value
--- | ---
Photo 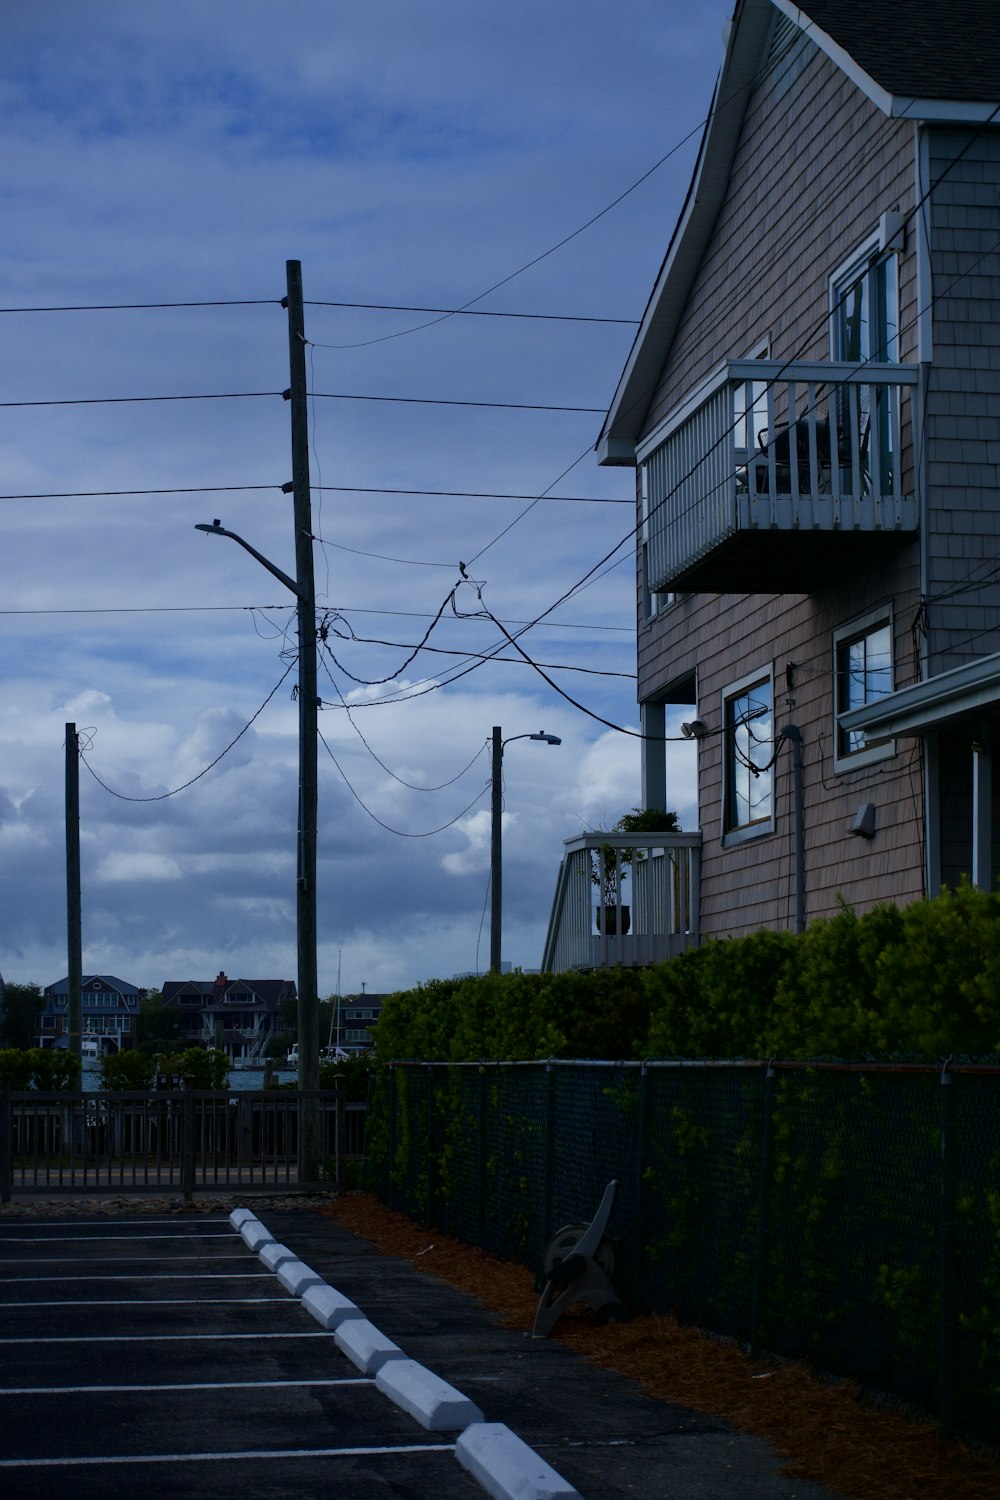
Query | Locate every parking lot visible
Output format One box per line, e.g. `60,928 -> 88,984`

0,1203 -> 842,1499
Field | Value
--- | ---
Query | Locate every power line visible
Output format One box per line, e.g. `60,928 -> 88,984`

78,663 -> 295,802
0,391 -> 281,409
0,299 -> 279,313
318,728 -> 489,837
306,299 -> 638,325
309,391 -> 605,414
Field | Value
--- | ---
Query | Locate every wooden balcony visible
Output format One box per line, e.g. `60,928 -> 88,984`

643,359 -> 919,593
542,832 -> 701,973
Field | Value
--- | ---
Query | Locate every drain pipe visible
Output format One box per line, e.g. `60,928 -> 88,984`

782,726 -> 805,934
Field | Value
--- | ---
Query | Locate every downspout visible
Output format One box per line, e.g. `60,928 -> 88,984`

782,725 -> 805,935
915,121 -> 938,896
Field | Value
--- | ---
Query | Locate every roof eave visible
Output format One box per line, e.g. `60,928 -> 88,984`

841,652 -> 1000,738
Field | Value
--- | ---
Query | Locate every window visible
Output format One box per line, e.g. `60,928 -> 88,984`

831,238 -> 900,495
722,669 -> 774,842
834,610 -> 894,767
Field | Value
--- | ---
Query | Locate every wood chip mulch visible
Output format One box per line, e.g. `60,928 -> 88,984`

327,1193 -> 1000,1500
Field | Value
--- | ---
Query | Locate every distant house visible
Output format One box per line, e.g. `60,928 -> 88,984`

160,972 -> 297,1064
563,0 -> 1000,953
330,993 -> 384,1055
36,975 -> 141,1054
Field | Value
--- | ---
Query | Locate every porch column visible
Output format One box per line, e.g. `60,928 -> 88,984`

641,700 -> 667,811
972,729 -> 991,890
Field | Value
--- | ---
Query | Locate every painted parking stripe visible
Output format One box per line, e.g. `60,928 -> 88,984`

6,1296 -> 293,1307
0,1232 -> 234,1243
3,1273 -> 274,1282
0,1332 -> 333,1344
0,1254 -> 253,1265
0,1378 -> 373,1395
0,1443 -> 456,1469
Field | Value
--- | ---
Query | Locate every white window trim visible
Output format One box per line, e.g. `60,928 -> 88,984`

832,606 -> 896,772
721,663 -> 776,848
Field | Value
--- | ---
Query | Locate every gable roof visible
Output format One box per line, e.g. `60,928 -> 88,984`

598,0 -> 1000,464
792,0 -> 1000,107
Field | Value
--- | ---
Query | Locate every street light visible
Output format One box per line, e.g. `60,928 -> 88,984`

490,726 -> 561,973
195,516 -> 320,1180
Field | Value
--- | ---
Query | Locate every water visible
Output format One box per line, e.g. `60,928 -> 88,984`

81,1063 -> 298,1091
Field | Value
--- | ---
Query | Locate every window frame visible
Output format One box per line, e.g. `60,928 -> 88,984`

832,607 -> 896,771
721,664 -> 776,846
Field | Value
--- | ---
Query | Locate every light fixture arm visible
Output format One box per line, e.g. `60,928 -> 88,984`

195,520 -> 302,600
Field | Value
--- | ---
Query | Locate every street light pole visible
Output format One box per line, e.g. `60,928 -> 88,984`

490,726 -> 561,973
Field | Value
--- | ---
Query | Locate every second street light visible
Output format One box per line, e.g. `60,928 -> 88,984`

490,726 -> 561,973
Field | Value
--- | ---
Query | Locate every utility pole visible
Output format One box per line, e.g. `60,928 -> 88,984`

284,260 -> 321,1182
490,727 -> 503,973
65,723 -> 82,1079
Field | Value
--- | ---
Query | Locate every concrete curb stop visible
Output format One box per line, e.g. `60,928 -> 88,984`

258,1240 -> 296,1271
228,1208 -> 255,1230
276,1258 -> 325,1297
375,1358 -> 484,1432
456,1423 -> 583,1500
301,1283 -> 365,1330
334,1316 -> 407,1375
240,1219 -> 275,1252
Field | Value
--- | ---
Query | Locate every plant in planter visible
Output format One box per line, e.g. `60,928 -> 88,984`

591,807 -> 681,934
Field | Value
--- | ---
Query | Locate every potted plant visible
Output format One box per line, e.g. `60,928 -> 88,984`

591,807 -> 680,935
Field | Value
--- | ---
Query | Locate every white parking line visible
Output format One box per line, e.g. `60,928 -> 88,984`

0,1332 -> 332,1344
0,1443 -> 456,1469
0,1232 -> 234,1242
5,1296 -> 292,1307
3,1273 -> 273,1282
0,1378 -> 373,1395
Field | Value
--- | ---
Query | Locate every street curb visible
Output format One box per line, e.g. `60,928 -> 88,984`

456,1422 -> 584,1500
375,1357 -> 484,1432
334,1315 -> 407,1375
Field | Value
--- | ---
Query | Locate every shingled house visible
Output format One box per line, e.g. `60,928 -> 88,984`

583,0 -> 1000,949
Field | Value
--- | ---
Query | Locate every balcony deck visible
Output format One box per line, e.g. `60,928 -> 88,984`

542,832 -> 701,973
643,360 -> 919,593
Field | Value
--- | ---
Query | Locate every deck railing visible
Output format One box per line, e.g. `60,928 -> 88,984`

644,358 -> 919,591
542,832 -> 701,972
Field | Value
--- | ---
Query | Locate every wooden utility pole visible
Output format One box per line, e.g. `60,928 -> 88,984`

65,723 -> 82,1076
284,259 -> 321,1183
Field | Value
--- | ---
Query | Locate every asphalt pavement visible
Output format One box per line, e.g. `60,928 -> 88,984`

0,1200 -> 843,1499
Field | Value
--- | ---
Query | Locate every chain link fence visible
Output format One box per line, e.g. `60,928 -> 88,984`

367,1059 -> 1000,1448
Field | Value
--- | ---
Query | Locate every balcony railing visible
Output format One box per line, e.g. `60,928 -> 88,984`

542,832 -> 701,973
643,359 -> 919,592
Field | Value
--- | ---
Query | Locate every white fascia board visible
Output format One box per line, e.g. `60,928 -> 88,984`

841,652 -> 1000,738
889,98 -> 1000,122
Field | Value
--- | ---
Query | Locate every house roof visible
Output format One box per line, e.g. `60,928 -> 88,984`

161,979 -> 295,1005
45,974 -> 140,997
793,0 -> 1000,106
598,0 -> 1000,464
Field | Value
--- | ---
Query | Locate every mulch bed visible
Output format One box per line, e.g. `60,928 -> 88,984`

327,1192 -> 1000,1500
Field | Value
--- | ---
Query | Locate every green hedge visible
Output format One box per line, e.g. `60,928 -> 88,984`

375,885 -> 1000,1064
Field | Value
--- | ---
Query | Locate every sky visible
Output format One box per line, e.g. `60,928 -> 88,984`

0,0 -> 731,998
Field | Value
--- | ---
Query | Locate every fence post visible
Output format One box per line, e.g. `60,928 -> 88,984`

748,1063 -> 776,1359
180,1075 -> 195,1204
425,1064 -> 435,1227
634,1063 -> 650,1309
540,1062 -> 556,1264
387,1065 -> 397,1211
939,1062 -> 957,1438
0,1078 -> 11,1205
476,1064 -> 487,1244
336,1075 -> 347,1195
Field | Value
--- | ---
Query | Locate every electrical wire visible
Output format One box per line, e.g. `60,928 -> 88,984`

78,663 -> 294,802
318,728 -> 489,836
306,299 -> 638,326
